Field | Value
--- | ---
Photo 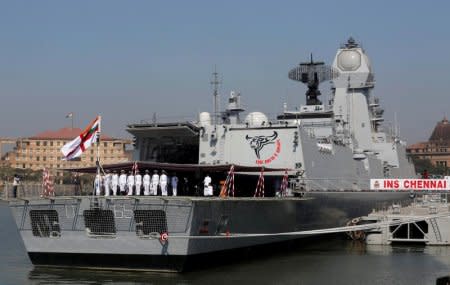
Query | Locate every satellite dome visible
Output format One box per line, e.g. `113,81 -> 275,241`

337,50 -> 361,71
199,112 -> 211,126
245,112 -> 268,126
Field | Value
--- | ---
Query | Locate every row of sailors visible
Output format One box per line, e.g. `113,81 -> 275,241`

94,169 -> 178,196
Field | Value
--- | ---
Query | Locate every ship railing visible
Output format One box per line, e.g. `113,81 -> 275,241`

2,183 -> 81,200
128,115 -> 198,126
8,195 -> 193,236
291,177 -> 371,192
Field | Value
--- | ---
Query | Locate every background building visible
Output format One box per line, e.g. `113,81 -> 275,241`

407,117 -> 450,170
1,127 -> 132,176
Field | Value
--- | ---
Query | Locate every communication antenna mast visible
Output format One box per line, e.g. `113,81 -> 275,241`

288,54 -> 339,105
210,66 -> 222,126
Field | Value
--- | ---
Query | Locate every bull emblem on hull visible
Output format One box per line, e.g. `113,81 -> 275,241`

245,131 -> 278,159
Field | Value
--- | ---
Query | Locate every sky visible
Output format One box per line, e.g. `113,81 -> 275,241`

1,0 -> 449,144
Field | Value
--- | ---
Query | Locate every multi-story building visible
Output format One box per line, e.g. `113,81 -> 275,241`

407,117 -> 450,168
2,127 -> 132,176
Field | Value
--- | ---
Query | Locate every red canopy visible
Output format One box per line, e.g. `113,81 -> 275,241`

62,161 -> 289,174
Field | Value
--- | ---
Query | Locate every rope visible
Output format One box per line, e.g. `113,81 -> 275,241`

159,211 -> 450,240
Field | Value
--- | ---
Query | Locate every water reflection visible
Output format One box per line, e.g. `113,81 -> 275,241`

28,267 -> 188,285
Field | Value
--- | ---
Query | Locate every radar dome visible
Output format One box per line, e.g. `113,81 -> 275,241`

337,50 -> 361,71
245,112 -> 268,126
199,112 -> 212,126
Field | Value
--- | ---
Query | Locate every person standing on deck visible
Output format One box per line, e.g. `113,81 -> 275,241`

12,174 -> 20,198
150,170 -> 159,195
171,173 -> 178,196
203,174 -> 213,196
182,177 -> 189,196
143,170 -> 151,195
127,171 -> 135,195
160,170 -> 168,196
135,170 -> 142,196
111,170 -> 119,196
119,170 -> 127,195
103,170 -> 111,196
94,174 -> 102,196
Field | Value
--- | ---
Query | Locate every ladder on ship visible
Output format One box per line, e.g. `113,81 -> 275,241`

429,218 -> 442,243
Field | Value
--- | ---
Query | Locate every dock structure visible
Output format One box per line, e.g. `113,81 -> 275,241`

354,194 -> 450,245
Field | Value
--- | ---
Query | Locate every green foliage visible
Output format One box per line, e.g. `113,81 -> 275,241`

0,166 -> 42,182
411,157 -> 449,176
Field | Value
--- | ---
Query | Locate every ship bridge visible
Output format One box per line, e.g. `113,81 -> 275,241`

127,122 -> 200,163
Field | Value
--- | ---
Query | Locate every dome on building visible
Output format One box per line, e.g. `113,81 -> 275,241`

429,117 -> 450,141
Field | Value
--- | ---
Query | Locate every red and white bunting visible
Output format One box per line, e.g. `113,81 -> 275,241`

42,168 -> 55,197
254,168 -> 265,197
280,170 -> 288,196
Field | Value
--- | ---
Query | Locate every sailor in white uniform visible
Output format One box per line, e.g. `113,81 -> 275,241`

127,171 -> 135,195
103,170 -> 111,197
94,174 -> 102,196
143,170 -> 151,195
135,170 -> 142,196
203,174 -> 213,196
111,170 -> 119,196
119,170 -> 127,195
150,170 -> 159,196
159,170 -> 168,196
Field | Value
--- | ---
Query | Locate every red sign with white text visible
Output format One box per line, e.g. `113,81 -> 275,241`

370,179 -> 450,190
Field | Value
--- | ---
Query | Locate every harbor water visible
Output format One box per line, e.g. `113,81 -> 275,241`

1,202 -> 450,285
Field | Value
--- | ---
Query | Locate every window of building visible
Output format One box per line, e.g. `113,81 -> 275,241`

36,156 -> 40,161
43,156 -> 46,161
50,141 -> 53,147
36,141 -> 40,146
104,142 -> 108,147
22,164 -> 26,168
43,141 -> 47,146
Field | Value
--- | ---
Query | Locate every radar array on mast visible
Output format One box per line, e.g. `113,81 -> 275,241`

288,55 -> 339,105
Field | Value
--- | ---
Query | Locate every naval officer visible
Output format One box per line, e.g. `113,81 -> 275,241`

103,170 -> 111,197
119,170 -> 127,195
150,170 -> 159,195
135,170 -> 142,195
203,174 -> 213,196
143,170 -> 151,195
111,170 -> 119,196
127,171 -> 135,195
160,170 -> 168,196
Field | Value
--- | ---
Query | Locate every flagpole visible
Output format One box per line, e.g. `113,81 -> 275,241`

95,115 -> 102,197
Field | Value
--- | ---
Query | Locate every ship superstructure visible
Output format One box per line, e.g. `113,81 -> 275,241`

128,37 -> 415,191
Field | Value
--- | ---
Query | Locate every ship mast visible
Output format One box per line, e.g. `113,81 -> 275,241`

210,66 -> 221,127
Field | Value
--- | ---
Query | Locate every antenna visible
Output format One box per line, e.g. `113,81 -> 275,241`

210,66 -> 222,126
288,55 -> 339,105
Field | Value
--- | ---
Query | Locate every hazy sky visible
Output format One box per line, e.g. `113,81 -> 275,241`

1,0 -> 449,144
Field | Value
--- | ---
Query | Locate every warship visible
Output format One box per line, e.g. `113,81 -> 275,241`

9,38 -> 416,272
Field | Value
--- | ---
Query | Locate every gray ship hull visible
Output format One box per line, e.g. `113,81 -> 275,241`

10,191 -> 411,272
